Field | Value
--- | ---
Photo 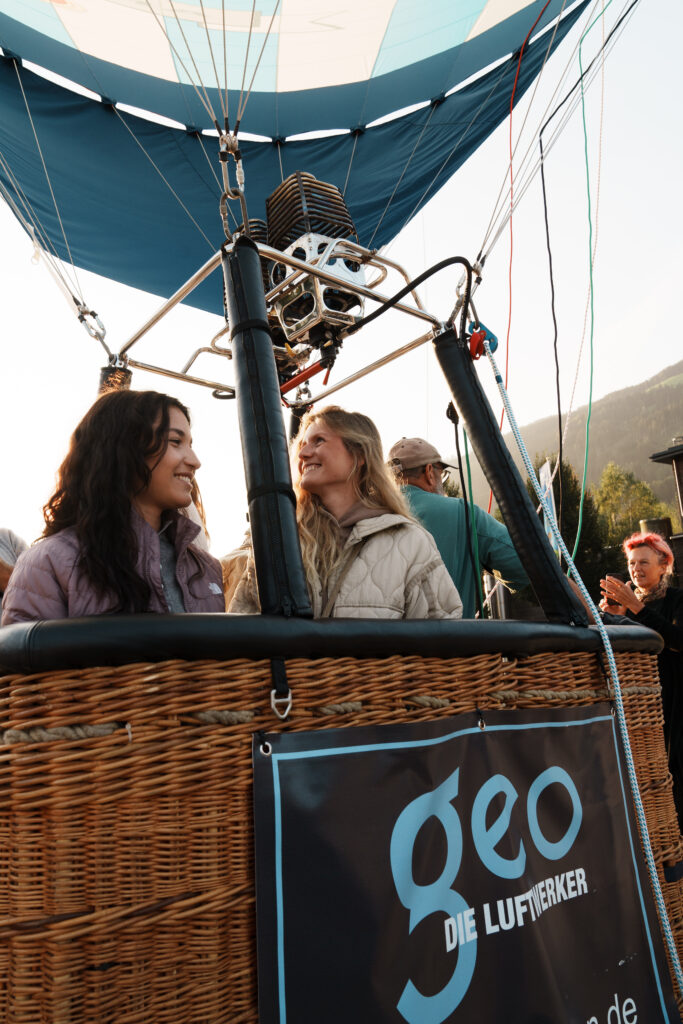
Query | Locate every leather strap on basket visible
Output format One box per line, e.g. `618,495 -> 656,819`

270,657 -> 292,720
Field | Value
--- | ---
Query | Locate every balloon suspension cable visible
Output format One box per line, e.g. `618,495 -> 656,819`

483,338 -> 683,999
219,131 -> 249,240
29,230 -> 111,357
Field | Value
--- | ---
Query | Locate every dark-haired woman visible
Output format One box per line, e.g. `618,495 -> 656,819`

1,390 -> 224,624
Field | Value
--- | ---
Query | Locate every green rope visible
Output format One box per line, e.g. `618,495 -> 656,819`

570,0 -> 613,567
464,428 -> 485,616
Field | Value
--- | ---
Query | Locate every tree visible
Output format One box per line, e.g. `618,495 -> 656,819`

595,462 -> 676,547
524,455 -> 609,599
443,476 -> 461,499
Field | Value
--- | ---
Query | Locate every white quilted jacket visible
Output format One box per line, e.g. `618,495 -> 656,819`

229,513 -> 462,620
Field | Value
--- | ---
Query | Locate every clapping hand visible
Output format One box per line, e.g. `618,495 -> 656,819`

599,575 -> 642,616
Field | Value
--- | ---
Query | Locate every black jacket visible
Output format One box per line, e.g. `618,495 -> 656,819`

629,587 -> 683,821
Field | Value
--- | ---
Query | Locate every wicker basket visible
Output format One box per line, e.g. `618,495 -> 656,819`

0,648 -> 680,1022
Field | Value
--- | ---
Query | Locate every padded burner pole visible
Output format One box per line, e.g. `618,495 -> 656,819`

434,328 -> 588,626
223,237 -> 312,617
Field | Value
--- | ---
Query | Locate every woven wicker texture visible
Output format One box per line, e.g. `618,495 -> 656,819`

0,650 -> 680,1022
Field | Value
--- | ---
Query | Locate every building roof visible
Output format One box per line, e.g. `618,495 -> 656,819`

650,441 -> 683,465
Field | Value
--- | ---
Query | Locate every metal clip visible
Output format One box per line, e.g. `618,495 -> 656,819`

78,305 -> 108,345
218,134 -> 249,233
271,688 -> 293,721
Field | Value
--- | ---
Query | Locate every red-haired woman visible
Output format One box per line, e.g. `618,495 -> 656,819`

600,532 -> 683,825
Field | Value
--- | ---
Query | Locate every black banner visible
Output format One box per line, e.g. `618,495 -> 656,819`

253,705 -> 678,1023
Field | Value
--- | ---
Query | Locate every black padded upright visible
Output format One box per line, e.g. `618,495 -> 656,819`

223,237 -> 312,617
434,328 -> 588,626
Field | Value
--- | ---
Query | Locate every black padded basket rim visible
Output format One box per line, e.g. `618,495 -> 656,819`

0,615 -> 662,674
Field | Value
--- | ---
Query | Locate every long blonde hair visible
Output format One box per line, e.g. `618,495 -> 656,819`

292,406 -> 411,587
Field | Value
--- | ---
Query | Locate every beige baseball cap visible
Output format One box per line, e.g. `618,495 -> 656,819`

387,437 -> 456,472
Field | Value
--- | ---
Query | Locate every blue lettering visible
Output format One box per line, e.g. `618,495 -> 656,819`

390,762 -> 584,1022
527,766 -> 582,860
390,768 -> 476,1024
471,774 -> 526,879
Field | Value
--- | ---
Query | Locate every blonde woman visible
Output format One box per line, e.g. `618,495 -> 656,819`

229,406 -> 462,619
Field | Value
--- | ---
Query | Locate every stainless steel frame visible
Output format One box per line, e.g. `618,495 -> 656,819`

111,240 -> 441,402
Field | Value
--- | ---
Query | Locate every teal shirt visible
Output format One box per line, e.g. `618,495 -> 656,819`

403,486 -> 528,618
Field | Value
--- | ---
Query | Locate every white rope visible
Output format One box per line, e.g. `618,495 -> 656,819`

477,0 -> 598,253
112,106 -> 215,248
276,139 -> 285,183
480,37 -> 608,258
380,4 -> 542,256
484,338 -> 683,1000
380,61 -> 511,260
481,21 -> 611,560
0,178 -> 74,296
235,0 -> 282,129
195,133 -> 224,193
368,102 -> 439,248
236,0 -> 257,127
0,151 -> 68,271
167,0 -> 219,125
499,0 -> 613,518
342,130 -> 360,199
12,59 -> 85,303
221,0 -> 230,125
384,0 -> 580,260
520,0 -> 609,541
0,163 -> 110,351
143,0 -> 218,126
478,0 -> 571,253
199,0 -> 227,123
477,0 -> 609,252
556,1 -> 607,458
475,3 -> 616,604
479,0 -> 634,260
342,4 -> 406,204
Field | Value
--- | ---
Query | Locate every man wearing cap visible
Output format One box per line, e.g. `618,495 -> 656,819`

387,438 -> 528,618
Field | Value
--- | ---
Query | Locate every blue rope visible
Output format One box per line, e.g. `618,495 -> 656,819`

484,340 -> 683,996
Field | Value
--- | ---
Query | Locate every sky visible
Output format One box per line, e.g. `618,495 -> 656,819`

1,0 -> 680,557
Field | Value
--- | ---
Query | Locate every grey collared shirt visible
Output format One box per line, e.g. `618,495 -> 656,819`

158,523 -> 186,613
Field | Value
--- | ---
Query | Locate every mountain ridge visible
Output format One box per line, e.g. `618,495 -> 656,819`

465,359 -> 683,511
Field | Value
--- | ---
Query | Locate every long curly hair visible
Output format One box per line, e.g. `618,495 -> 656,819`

292,405 -> 411,588
43,390 -> 193,612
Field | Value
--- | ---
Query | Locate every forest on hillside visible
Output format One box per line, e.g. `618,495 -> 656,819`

466,359 -> 683,509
